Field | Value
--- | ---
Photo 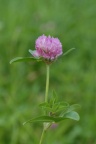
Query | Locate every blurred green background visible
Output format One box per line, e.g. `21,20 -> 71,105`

0,0 -> 96,143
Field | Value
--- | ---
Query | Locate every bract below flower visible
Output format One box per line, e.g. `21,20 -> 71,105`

30,35 -> 63,64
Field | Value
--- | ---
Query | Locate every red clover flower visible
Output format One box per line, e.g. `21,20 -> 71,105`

30,35 -> 63,63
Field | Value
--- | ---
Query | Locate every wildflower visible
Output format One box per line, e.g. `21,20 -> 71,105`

30,35 -> 63,64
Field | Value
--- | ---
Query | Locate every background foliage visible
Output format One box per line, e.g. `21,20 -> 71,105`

0,0 -> 96,143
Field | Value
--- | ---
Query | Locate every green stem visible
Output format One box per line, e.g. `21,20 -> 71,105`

39,129 -> 46,144
39,65 -> 50,144
45,65 -> 50,103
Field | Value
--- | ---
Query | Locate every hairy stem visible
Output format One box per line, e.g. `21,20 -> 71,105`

39,129 -> 46,144
39,65 -> 50,144
45,65 -> 50,102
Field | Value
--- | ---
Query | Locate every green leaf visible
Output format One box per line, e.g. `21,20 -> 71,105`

52,90 -> 58,99
58,102 -> 69,107
70,104 -> 81,110
39,102 -> 48,107
39,102 -> 52,111
23,115 -> 65,125
23,116 -> 57,125
52,102 -> 68,112
10,57 -> 41,64
41,106 -> 53,112
23,111 -> 80,125
55,105 -> 68,113
64,111 -> 80,121
65,104 -> 81,113
63,48 -> 75,56
49,90 -> 58,106
39,104 -> 57,113
60,104 -> 81,117
39,101 -> 69,115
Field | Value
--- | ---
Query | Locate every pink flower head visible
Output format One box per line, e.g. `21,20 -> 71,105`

30,35 -> 63,64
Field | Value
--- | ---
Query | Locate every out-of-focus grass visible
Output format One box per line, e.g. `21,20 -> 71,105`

0,0 -> 96,143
